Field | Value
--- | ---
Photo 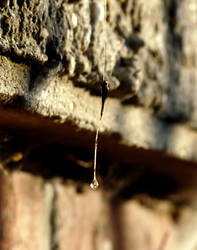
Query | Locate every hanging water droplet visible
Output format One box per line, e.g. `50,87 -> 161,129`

90,0 -> 109,191
90,178 -> 99,190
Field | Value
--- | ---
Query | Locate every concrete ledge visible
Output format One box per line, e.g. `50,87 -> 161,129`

1,78 -> 197,200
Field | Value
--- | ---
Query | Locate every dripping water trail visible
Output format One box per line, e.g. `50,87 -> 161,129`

90,0 -> 109,190
90,81 -> 109,190
90,123 -> 100,190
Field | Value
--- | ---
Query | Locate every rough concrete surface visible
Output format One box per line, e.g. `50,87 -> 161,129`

0,0 -> 196,161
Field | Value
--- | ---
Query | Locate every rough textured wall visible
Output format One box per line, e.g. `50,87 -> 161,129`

0,0 -> 196,118
0,0 -> 197,249
0,0 -> 197,162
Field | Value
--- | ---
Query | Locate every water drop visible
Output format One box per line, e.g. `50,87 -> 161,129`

90,178 -> 99,190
